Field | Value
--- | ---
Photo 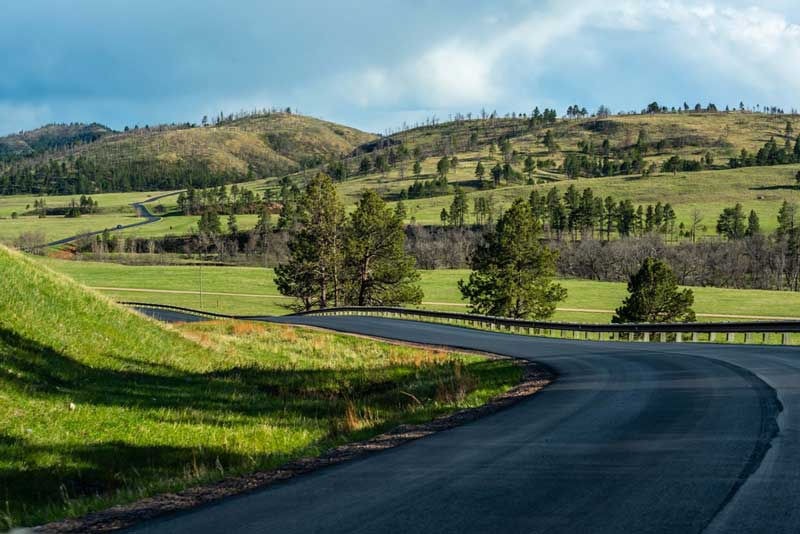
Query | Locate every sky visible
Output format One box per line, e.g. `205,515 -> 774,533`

1,0 -> 799,136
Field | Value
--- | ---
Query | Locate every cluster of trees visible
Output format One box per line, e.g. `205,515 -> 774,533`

456,199 -> 695,322
729,129 -> 800,169
275,173 -> 422,310
0,156 -> 245,195
176,184 -> 266,216
26,195 -> 98,218
528,185 -> 678,240
64,196 -> 99,218
403,173 -> 450,200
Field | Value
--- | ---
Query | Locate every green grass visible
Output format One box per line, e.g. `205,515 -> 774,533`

0,191 -> 167,218
2,112 -> 799,241
0,246 -> 519,529
386,164 -> 800,230
37,258 -> 800,322
0,214 -> 146,244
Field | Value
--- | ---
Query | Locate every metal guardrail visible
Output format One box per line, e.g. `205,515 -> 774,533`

122,301 -> 800,345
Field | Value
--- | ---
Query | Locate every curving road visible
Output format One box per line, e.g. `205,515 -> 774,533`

129,313 -> 800,534
42,190 -> 181,248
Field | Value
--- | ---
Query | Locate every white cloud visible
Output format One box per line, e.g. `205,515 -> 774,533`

335,0 -> 800,113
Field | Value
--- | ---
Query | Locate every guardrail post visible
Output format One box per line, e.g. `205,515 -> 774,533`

573,330 -> 580,339
691,332 -> 699,343
643,332 -> 650,342
763,333 -> 770,344
783,333 -> 791,345
659,332 -> 666,343
745,333 -> 753,344
709,332 -> 716,343
727,332 -> 735,343
675,333 -> 683,343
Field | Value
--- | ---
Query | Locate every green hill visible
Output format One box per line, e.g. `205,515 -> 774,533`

0,244 -> 517,528
0,113 -> 377,194
324,111 -> 800,230
0,123 -> 113,157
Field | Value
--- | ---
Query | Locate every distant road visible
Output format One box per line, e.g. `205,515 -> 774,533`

128,311 -> 800,534
110,289 -> 800,320
41,190 -> 181,248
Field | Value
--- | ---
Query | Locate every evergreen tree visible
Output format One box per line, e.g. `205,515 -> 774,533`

227,213 -> 238,236
449,186 -> 469,227
716,203 -> 747,240
523,155 -> 536,181
198,209 -> 221,237
275,173 -> 345,310
437,156 -> 450,178
475,161 -> 486,181
344,190 -> 422,306
413,160 -> 422,176
746,210 -> 760,236
490,163 -> 503,186
459,199 -> 566,319
612,258 -> 696,323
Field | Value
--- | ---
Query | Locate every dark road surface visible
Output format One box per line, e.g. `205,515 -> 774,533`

42,191 -> 181,248
129,312 -> 800,534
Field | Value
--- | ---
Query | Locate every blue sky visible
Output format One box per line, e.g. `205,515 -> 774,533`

1,0 -> 799,135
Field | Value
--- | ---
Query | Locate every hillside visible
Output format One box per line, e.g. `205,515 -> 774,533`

322,111 -> 800,230
0,123 -> 113,157
0,244 -> 516,528
0,113 -> 376,195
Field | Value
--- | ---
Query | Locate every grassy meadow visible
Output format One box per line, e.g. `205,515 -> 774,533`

38,258 -> 800,322
0,245 -> 519,529
3,112 -> 800,246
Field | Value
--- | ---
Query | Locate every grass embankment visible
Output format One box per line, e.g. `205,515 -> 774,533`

38,258 -> 800,323
0,246 -> 519,529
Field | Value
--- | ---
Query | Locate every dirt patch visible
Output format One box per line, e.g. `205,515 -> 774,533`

36,355 -> 552,533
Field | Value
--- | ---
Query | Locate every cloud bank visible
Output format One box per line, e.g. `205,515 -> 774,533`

0,0 -> 798,134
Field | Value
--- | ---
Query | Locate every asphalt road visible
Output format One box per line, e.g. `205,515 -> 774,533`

42,190 -> 181,248
128,313 -> 799,534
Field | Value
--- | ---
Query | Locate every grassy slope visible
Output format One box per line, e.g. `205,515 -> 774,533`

0,246 -> 518,528
2,112 -> 799,241
336,112 -> 800,229
26,113 -> 376,178
38,258 -> 800,322
392,164 -> 800,230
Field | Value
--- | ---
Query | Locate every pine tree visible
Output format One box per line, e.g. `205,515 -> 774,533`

716,203 -> 746,240
459,199 -> 566,319
746,210 -> 760,236
475,161 -> 485,181
449,186 -> 469,227
275,173 -> 345,310
227,213 -> 238,236
344,190 -> 422,306
436,156 -> 450,178
613,258 -> 695,323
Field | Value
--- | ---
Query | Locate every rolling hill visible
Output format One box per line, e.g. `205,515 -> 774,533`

0,113 -> 377,194
0,123 -> 113,157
